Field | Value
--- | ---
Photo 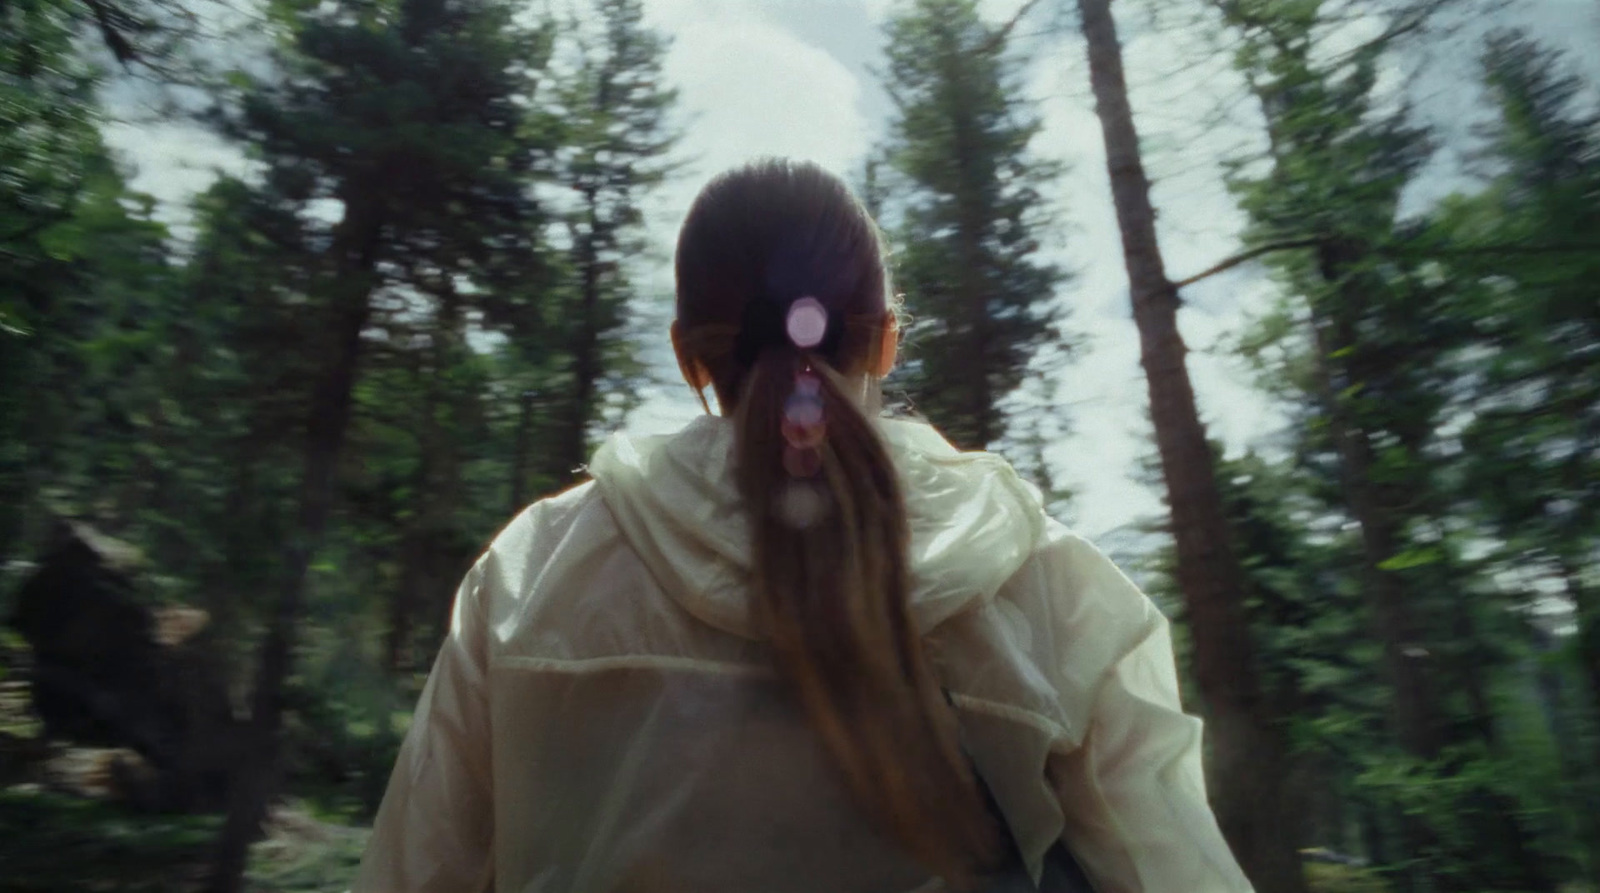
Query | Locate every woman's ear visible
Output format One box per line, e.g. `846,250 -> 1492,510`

670,320 -> 712,390
873,317 -> 899,378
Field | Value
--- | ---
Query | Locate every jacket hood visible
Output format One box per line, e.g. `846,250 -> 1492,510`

588,414 -> 1048,640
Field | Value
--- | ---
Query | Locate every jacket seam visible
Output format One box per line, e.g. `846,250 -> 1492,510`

492,654 -> 774,678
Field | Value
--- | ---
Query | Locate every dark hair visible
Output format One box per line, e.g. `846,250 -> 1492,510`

673,159 -> 1001,884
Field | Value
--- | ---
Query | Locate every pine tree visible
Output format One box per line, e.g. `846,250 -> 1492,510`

1141,441 -> 1386,863
1441,29 -> 1600,749
1428,32 -> 1600,875
543,0 -> 679,484
200,0 -> 556,885
347,286 -> 492,673
0,0 -> 177,565
878,0 -> 1070,452
1218,3 -> 1559,888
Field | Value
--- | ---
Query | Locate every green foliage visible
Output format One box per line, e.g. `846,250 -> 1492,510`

876,0 -> 1073,453
0,788 -> 219,892
3,0 -> 677,875
281,625 -> 411,820
245,822 -> 368,893
1305,862 -> 1393,893
1210,3 -> 1600,888
0,787 -> 370,893
537,0 -> 681,479
1435,28 -> 1600,700
0,157 -> 177,574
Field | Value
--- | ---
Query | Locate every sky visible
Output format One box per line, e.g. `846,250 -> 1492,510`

103,0 -> 1600,550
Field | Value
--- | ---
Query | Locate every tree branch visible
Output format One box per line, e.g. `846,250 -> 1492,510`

1173,238 -> 1600,289
1173,239 -> 1321,288
981,0 -> 1048,53
82,0 -> 140,65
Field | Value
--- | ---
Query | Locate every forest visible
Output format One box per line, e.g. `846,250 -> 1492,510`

0,0 -> 1596,890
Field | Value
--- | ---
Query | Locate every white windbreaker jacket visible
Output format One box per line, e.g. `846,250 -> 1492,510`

351,415 -> 1254,893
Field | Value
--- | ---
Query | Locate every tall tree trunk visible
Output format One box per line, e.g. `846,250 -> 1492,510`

1313,242 -> 1555,892
510,388 -> 535,513
1357,795 -> 1391,868
1557,551 -> 1600,878
1073,2 -> 1306,891
952,91 -> 995,450
960,228 -> 995,450
385,562 -> 415,674
1309,241 -> 1456,893
206,204 -> 380,893
1309,241 -> 1443,762
423,288 -> 468,653
559,199 -> 602,481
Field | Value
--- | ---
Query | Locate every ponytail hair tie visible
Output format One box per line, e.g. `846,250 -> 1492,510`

776,299 -> 832,527
781,299 -> 828,479
735,294 -> 841,366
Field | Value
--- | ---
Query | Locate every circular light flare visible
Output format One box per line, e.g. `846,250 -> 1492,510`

786,297 -> 828,349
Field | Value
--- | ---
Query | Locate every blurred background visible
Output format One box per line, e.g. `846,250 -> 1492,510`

1,0 -> 1596,890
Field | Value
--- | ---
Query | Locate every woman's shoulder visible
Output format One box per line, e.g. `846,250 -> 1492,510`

477,481 -> 616,574
877,416 -> 1111,577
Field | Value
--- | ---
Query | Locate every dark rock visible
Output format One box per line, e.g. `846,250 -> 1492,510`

5,520 -> 246,812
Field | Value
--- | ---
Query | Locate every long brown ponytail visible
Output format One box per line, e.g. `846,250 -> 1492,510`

673,160 -> 1001,884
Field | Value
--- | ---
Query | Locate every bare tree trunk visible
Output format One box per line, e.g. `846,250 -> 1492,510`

1073,2 -> 1306,891
1357,795 -> 1391,867
510,388 -> 535,513
559,197 -> 603,482
206,204 -> 380,893
952,116 -> 995,450
422,289 -> 468,654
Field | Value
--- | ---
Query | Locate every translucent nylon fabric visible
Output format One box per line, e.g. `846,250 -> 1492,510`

351,416 -> 1255,893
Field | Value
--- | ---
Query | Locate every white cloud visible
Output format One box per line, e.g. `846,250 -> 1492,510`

662,19 -> 872,182
642,0 -> 756,28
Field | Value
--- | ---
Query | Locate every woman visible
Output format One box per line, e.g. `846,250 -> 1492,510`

352,160 -> 1253,893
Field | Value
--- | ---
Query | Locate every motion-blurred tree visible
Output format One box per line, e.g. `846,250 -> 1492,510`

1068,0 -> 1304,888
1436,29 -> 1600,746
0,0 -> 177,569
1219,2 -> 1568,888
541,0 -> 680,485
196,0 -> 558,885
1139,443 -> 1385,865
877,0 -> 1071,453
1428,30 -> 1600,880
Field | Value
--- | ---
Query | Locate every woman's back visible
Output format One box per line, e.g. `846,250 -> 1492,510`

354,415 -> 1248,892
461,478 -> 936,893
353,160 -> 1251,893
